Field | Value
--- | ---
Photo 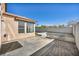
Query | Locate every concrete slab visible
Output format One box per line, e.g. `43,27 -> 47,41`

1,36 -> 54,56
47,33 -> 75,43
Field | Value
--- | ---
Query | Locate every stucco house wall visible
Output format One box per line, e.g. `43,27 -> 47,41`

1,3 -> 35,44
0,15 -> 1,47
0,4 -> 1,48
1,13 -> 35,43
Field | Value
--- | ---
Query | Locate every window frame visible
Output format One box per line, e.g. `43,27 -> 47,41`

18,21 -> 25,33
27,22 -> 34,33
18,21 -> 34,34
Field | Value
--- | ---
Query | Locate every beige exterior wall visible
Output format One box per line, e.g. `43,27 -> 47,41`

0,15 -> 1,48
1,15 -> 35,43
0,4 -> 1,48
1,3 -> 6,13
1,3 -> 35,44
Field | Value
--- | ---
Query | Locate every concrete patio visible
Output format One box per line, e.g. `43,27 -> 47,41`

1,32 -> 79,56
1,36 -> 54,56
30,32 -> 79,56
47,32 -> 75,43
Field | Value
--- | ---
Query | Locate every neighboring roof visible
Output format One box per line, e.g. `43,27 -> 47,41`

2,12 -> 35,23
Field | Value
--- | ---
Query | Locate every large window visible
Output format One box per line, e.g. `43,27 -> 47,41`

18,21 -> 34,33
18,21 -> 25,33
27,22 -> 34,33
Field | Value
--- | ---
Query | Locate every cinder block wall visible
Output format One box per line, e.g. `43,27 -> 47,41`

36,27 -> 73,34
73,23 -> 79,50
46,27 -> 73,34
47,27 -> 75,43
36,27 -> 75,43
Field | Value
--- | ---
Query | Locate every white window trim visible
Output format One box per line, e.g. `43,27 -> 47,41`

18,21 -> 35,34
34,24 -> 35,33
25,22 -> 27,33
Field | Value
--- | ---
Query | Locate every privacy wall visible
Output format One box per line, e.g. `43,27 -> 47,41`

46,27 -> 73,34
73,23 -> 79,50
36,27 -> 73,34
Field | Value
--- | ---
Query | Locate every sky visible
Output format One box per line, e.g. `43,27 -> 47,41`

7,3 -> 79,26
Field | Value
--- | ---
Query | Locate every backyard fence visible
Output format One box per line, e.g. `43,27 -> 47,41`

73,23 -> 79,50
36,27 -> 73,34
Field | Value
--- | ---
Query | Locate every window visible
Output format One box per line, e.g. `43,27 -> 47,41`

18,21 -> 34,33
18,21 -> 25,33
27,22 -> 34,33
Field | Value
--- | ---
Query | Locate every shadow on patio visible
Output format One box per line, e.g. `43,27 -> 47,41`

31,39 -> 79,56
0,41 -> 23,55
31,32 -> 79,56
